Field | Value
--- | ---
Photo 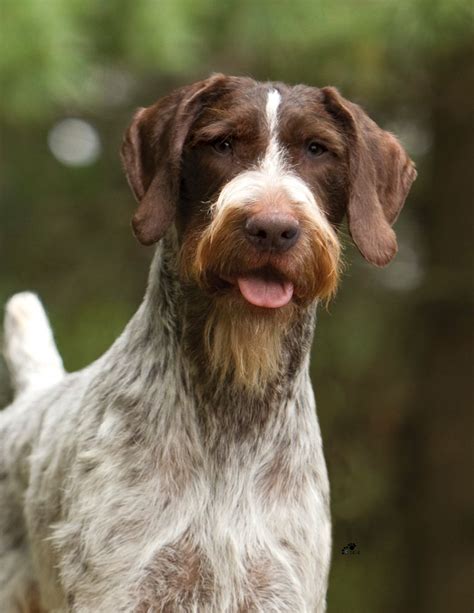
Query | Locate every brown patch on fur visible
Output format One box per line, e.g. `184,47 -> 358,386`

256,441 -> 301,500
15,582 -> 45,613
135,537 -> 214,612
239,555 -> 301,611
155,440 -> 203,496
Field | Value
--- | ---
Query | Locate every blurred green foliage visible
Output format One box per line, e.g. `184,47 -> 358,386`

2,0 -> 472,119
1,1 -> 473,612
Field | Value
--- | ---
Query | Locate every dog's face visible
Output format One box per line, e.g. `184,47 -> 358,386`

178,81 -> 345,311
121,75 -> 416,386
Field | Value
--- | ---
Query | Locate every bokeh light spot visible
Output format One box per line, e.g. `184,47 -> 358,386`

48,118 -> 101,167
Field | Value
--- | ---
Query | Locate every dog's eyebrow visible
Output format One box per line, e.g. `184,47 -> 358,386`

191,121 -> 236,142
190,118 -> 259,145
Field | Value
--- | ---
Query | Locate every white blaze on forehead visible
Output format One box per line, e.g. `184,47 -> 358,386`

263,88 -> 285,177
265,88 -> 281,135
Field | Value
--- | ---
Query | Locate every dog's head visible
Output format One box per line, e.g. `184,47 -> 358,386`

121,75 -> 416,387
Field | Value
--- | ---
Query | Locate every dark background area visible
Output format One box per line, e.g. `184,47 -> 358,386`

1,2 -> 473,611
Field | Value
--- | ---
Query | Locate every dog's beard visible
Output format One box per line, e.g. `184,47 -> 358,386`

178,191 -> 342,390
203,294 -> 298,392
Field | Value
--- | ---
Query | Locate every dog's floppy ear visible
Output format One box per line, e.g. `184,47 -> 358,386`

121,74 -> 229,245
322,87 -> 417,266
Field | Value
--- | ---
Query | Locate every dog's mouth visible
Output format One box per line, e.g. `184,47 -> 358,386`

216,268 -> 294,309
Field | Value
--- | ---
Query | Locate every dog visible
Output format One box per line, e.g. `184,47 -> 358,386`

0,74 -> 416,612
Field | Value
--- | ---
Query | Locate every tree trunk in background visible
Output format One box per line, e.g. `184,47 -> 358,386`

403,46 -> 474,612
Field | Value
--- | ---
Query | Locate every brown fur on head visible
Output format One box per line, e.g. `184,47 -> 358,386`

121,76 -> 416,389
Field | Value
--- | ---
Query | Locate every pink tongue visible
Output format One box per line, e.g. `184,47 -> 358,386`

237,276 -> 294,308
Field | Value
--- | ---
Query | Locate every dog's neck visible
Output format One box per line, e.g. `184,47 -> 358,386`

116,230 -> 318,442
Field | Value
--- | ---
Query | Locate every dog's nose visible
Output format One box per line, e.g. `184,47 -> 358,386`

244,214 -> 300,253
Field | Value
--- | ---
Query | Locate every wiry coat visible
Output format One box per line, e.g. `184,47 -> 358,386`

0,75 -> 416,612
0,239 -> 330,612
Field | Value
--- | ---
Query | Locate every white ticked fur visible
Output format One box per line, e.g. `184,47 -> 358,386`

0,239 -> 332,612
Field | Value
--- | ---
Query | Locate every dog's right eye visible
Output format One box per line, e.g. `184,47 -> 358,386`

212,139 -> 233,155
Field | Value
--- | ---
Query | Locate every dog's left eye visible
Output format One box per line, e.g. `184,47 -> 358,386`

307,141 -> 327,157
212,139 -> 233,155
